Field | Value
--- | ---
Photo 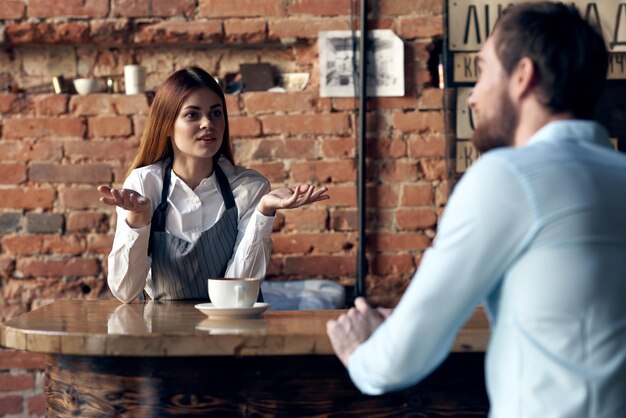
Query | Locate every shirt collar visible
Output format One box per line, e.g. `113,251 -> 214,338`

168,156 -> 233,195
527,119 -> 611,148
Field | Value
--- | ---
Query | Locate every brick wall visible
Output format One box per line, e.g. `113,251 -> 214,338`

0,1 -> 450,415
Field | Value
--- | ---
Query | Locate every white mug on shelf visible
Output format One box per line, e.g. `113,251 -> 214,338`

123,65 -> 146,95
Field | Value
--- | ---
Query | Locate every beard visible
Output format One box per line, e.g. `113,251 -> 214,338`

470,89 -> 519,154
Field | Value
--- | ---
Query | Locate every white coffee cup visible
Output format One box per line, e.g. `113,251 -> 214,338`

123,65 -> 146,95
208,278 -> 261,308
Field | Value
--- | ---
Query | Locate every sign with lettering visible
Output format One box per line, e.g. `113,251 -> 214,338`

448,0 -> 626,53
456,141 -> 479,173
456,87 -> 474,139
453,52 -> 626,83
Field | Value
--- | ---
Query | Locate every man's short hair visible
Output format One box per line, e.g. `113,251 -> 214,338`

494,2 -> 608,119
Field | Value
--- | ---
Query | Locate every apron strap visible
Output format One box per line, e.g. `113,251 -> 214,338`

214,164 -> 236,210
148,158 -> 172,256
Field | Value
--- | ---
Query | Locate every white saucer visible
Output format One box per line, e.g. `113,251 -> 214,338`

194,302 -> 271,319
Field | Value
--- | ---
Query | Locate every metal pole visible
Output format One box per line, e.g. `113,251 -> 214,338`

356,0 -> 368,298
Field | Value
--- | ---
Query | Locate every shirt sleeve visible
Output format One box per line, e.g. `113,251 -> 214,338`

347,154 -> 536,395
107,171 -> 153,303
224,177 -> 274,279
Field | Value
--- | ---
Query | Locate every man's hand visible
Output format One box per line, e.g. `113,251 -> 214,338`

326,297 -> 388,367
257,184 -> 329,216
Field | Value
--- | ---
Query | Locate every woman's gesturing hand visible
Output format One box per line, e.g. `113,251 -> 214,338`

257,184 -> 330,216
97,185 -> 152,229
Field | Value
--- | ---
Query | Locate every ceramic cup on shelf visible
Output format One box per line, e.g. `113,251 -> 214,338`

208,278 -> 261,309
73,78 -> 100,95
123,65 -> 146,95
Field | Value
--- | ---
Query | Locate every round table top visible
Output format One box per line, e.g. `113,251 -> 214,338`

0,300 -> 489,357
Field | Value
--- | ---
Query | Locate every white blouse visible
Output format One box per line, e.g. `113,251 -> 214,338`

107,156 -> 274,303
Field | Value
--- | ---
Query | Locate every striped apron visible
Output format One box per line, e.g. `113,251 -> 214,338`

148,159 -> 238,300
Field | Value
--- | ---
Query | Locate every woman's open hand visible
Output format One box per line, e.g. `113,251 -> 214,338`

257,184 -> 330,216
97,185 -> 152,228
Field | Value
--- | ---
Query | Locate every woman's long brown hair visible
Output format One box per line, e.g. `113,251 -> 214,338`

127,66 -> 234,178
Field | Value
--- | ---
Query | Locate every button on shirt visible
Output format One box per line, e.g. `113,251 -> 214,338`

348,121 -> 626,418
108,157 -> 274,303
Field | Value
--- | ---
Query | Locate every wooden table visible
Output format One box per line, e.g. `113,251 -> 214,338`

1,300 -> 490,417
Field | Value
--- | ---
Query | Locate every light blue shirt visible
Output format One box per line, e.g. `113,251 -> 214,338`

348,120 -> 626,418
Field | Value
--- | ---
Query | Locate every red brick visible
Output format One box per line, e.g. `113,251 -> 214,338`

252,138 -> 316,160
0,140 -> 62,162
321,138 -> 355,159
152,0 -> 196,17
371,253 -> 415,276
396,208 -> 438,230
288,0 -> 351,15
393,111 -> 445,134
401,183 -> 433,206
262,114 -> 351,135
0,94 -> 18,113
242,92 -> 315,114
59,187 -> 103,209
368,232 -> 431,251
34,94 -> 68,116
435,180 -> 452,207
0,256 -> 15,278
269,18 -> 349,39
370,96 -> 418,110
398,15 -> 444,38
378,0 -> 442,15
229,116 -> 261,138
247,162 -> 286,182
66,212 -> 110,233
135,21 -> 223,43
199,0 -> 284,17
272,232 -> 355,254
64,139 -> 138,162
224,95 -> 240,115
420,159 -> 449,180
0,1 -> 25,19
331,208 -> 356,231
6,21 -> 91,43
368,138 -> 407,159
112,0 -> 148,17
88,116 -> 132,137
87,234 -> 113,255
0,350 -> 45,370
3,117 -> 85,139
0,163 -> 27,184
1,235 -> 43,255
29,0 -> 109,17
27,394 -> 45,416
43,235 -> 87,255
70,94 -> 150,116
0,373 -> 36,391
89,19 -> 131,44
283,255 -> 354,276
16,257 -> 100,278
326,185 -> 356,206
419,88 -> 444,110
29,163 -> 111,184
290,160 -> 355,183
378,161 -> 419,182
0,395 -> 22,415
224,19 -> 267,43
282,208 -> 328,232
364,184 -> 397,209
0,188 -> 55,209
408,135 -> 448,158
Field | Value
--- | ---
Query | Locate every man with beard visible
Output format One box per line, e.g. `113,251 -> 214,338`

327,2 -> 626,417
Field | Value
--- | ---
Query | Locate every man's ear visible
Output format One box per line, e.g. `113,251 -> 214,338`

509,57 -> 536,101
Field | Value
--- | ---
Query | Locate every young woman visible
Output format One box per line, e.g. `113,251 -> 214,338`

98,67 -> 329,303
